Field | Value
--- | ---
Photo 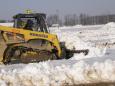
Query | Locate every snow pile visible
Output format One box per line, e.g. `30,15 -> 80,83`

0,59 -> 115,86
102,22 -> 115,30
100,22 -> 115,43
53,29 -> 106,60
101,22 -> 115,37
59,32 -> 88,50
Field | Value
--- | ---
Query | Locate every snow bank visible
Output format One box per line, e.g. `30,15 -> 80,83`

57,24 -> 103,30
0,59 -> 115,86
0,23 -> 114,86
60,24 -> 83,29
0,23 -> 13,27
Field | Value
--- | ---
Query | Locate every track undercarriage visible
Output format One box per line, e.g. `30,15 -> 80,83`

2,43 -> 89,64
2,41 -> 59,64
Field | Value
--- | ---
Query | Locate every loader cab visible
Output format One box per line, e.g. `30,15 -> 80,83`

13,13 -> 49,33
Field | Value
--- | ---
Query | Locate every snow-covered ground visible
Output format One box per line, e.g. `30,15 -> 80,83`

0,22 -> 115,86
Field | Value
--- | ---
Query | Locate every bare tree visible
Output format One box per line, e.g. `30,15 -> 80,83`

64,14 -> 79,26
47,14 -> 62,26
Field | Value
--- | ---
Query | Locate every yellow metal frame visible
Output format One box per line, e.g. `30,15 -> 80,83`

0,25 -> 62,57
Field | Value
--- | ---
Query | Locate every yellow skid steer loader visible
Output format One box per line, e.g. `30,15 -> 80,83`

0,13 -> 89,64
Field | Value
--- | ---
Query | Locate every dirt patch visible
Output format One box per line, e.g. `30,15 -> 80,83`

63,82 -> 115,86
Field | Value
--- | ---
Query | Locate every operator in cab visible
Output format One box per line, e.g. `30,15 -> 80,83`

24,19 -> 34,31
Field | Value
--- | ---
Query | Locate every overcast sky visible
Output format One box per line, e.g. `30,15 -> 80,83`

0,0 -> 115,19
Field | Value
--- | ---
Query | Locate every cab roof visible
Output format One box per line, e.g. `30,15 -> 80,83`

13,13 -> 46,19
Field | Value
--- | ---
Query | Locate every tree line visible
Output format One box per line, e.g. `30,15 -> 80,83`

1,13 -> 115,26
47,13 -> 115,26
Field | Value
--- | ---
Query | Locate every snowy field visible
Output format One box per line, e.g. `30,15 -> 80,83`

0,22 -> 115,86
